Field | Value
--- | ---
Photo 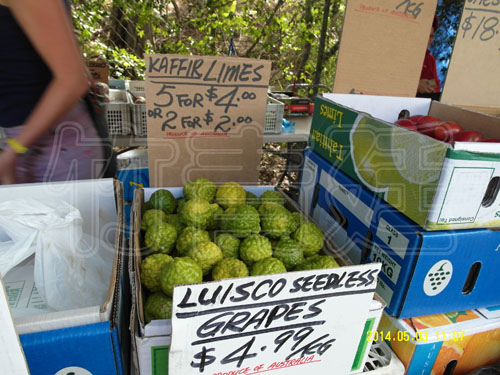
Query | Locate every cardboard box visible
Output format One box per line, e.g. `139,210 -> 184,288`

333,0 -> 438,97
378,306 -> 500,375
308,94 -> 500,231
0,179 -> 129,375
130,186 -> 384,375
86,59 -> 109,85
299,148 -> 500,318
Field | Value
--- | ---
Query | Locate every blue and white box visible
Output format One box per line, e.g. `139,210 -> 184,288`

0,179 -> 128,375
299,148 -> 500,318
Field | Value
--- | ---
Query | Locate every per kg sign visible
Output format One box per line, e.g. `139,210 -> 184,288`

169,263 -> 381,375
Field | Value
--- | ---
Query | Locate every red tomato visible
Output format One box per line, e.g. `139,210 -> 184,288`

408,115 -> 423,123
394,119 -> 417,131
416,115 -> 442,136
453,130 -> 482,142
433,121 -> 463,143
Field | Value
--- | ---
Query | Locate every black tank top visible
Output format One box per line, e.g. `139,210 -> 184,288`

0,5 -> 52,127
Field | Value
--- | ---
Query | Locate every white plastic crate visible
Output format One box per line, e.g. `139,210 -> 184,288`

131,102 -> 147,136
104,89 -> 133,135
264,96 -> 284,134
362,340 -> 405,375
127,80 -> 146,96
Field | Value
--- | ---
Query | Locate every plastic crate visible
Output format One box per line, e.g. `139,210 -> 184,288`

104,89 -> 132,135
264,96 -> 284,134
131,102 -> 146,136
362,340 -> 405,374
127,80 -> 146,96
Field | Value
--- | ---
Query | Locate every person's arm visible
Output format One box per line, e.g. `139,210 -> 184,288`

0,0 -> 89,183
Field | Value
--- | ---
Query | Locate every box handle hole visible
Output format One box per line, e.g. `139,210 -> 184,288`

462,262 -> 481,295
444,360 -> 457,375
481,177 -> 500,208
312,183 -> 320,208
328,204 -> 348,231
360,230 -> 373,263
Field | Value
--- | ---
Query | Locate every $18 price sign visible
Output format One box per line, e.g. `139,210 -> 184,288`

460,1 -> 500,51
168,264 -> 381,375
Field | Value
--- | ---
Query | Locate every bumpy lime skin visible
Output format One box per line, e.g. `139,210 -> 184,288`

239,234 -> 273,266
144,222 -> 178,254
141,209 -> 168,231
216,182 -> 246,209
251,257 -> 287,276
295,255 -> 339,271
272,237 -> 305,271
160,257 -> 203,297
206,204 -> 224,231
259,190 -> 285,206
214,233 -> 241,258
176,226 -> 211,256
180,197 -> 214,229
261,205 -> 296,239
221,204 -> 261,238
187,241 -> 223,276
183,178 -> 217,202
292,222 -> 324,257
144,292 -> 173,323
212,258 -> 249,281
141,253 -> 174,292
165,214 -> 186,233
150,189 -> 177,214
245,191 -> 261,209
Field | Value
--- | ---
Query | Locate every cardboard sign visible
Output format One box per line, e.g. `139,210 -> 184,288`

333,0 -> 437,97
145,54 -> 271,187
0,277 -> 29,375
441,1 -> 500,111
86,59 -> 109,84
169,264 -> 380,375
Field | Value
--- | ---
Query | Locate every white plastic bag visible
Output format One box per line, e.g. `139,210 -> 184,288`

0,199 -> 113,311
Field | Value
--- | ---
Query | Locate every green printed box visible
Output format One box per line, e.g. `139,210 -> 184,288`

309,94 -> 500,230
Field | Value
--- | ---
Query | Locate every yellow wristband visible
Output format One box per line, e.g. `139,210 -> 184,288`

6,138 -> 28,154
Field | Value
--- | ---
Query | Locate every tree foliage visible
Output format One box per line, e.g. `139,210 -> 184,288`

71,0 -> 345,89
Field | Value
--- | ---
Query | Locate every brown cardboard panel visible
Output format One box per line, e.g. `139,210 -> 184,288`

441,2 -> 500,109
430,101 -> 500,140
86,59 -> 109,84
334,0 -> 437,97
145,54 -> 271,187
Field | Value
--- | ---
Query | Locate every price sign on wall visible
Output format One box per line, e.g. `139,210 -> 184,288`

334,0 -> 437,97
145,55 -> 271,187
169,264 -> 381,375
441,0 -> 500,110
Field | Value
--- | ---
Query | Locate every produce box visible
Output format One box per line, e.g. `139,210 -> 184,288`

0,179 -> 129,375
299,148 -> 500,318
129,185 -> 384,375
377,306 -> 500,375
308,94 -> 500,231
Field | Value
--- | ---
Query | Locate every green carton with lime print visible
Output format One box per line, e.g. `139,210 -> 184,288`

308,94 -> 500,230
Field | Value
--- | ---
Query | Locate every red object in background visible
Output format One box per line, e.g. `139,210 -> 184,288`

416,115 -> 442,136
394,118 -> 418,131
481,138 -> 500,143
434,121 -> 463,143
408,115 -> 423,123
453,130 -> 482,142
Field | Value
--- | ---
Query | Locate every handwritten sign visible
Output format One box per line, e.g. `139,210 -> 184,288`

169,264 -> 381,375
86,59 -> 109,84
145,55 -> 271,187
333,0 -> 437,97
441,0 -> 500,110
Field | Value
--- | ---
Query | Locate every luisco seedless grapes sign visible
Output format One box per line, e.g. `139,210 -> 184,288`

169,264 -> 381,375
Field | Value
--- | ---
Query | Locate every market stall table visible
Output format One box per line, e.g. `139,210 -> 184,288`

109,115 -> 312,147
